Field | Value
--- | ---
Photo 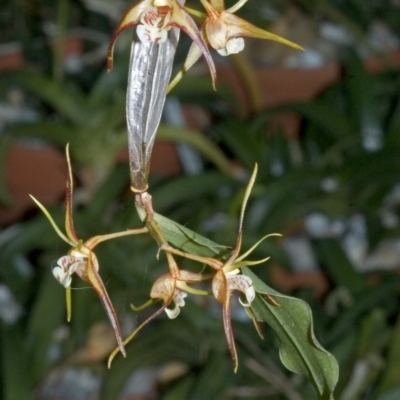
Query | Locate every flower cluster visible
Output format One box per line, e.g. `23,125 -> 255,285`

33,0 -> 290,372
107,164 -> 280,371
108,0 -> 303,90
34,150 -> 278,371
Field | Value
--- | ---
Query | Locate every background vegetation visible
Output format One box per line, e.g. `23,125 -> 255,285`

1,0 -> 400,399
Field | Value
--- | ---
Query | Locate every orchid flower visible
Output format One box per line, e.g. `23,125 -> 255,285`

30,145 -> 148,357
107,0 -> 216,88
107,251 -> 211,367
161,164 -> 281,371
168,0 -> 304,91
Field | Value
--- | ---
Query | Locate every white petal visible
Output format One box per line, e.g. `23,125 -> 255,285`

227,274 -> 255,306
217,37 -> 245,56
52,266 -> 72,288
226,37 -> 245,54
57,255 -> 75,270
53,255 -> 85,288
217,47 -> 229,56
165,305 -> 180,319
165,290 -> 187,319
246,285 -> 255,303
174,289 -> 187,308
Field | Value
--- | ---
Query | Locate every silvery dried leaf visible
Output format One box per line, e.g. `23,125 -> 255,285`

126,23 -> 181,191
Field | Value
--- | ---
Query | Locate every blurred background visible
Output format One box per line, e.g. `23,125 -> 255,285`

1,0 -> 400,399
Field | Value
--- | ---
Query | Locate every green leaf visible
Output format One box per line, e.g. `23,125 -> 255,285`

101,317 -> 200,400
254,102 -> 353,140
157,124 -> 235,178
151,172 -> 235,212
378,314 -> 400,394
327,277 -> 400,346
135,207 -> 231,258
243,267 -> 339,400
5,121 -> 72,146
0,323 -> 31,399
186,353 -> 234,400
161,375 -> 196,400
342,48 -> 383,150
0,137 -> 13,205
377,386 -> 400,400
12,70 -> 89,125
26,272 -> 65,383
214,119 -> 265,170
313,238 -> 365,294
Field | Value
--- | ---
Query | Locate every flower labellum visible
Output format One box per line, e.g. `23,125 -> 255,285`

53,255 -> 85,288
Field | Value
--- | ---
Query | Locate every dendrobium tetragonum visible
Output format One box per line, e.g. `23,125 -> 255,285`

107,0 -> 217,88
107,249 -> 211,367
30,145 -> 148,357
168,0 -> 304,90
160,164 -> 280,371
108,164 -> 280,371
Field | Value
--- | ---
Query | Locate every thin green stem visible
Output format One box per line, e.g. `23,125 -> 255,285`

184,6 -> 206,18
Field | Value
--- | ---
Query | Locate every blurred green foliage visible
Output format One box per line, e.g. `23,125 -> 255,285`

1,0 -> 400,399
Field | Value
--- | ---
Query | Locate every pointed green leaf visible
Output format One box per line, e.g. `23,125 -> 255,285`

243,267 -> 338,400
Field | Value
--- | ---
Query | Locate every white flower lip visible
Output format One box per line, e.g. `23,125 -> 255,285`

217,37 -> 245,56
165,289 -> 187,319
52,266 -> 73,288
227,274 -> 255,307
52,255 -> 85,288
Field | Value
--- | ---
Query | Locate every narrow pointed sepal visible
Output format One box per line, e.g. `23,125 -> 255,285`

65,144 -> 79,243
264,294 -> 280,307
169,2 -> 217,89
222,292 -> 239,372
66,286 -> 72,322
29,195 -> 75,246
81,253 -> 126,357
108,302 -> 169,368
245,304 -> 264,339
107,1 -> 145,71
218,11 -> 304,51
